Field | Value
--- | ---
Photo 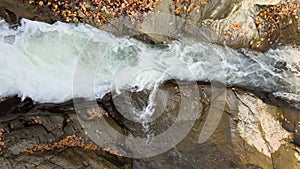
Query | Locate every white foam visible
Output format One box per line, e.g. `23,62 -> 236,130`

0,19 -> 299,103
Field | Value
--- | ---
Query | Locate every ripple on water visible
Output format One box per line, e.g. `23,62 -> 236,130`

0,19 -> 299,104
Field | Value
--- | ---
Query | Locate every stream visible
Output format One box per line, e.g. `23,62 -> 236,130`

0,19 -> 299,105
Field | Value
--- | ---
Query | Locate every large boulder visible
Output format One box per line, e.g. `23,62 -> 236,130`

102,82 -> 300,168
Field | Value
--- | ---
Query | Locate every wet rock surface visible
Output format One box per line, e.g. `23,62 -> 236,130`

0,7 -> 20,29
0,97 -> 132,169
111,82 -> 300,168
0,82 -> 299,168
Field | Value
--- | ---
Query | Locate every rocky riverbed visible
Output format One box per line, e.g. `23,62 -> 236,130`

0,82 -> 299,168
0,0 -> 300,168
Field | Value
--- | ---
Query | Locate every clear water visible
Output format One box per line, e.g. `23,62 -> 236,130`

0,19 -> 299,103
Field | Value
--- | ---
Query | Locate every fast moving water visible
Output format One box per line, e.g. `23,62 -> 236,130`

0,19 -> 299,103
